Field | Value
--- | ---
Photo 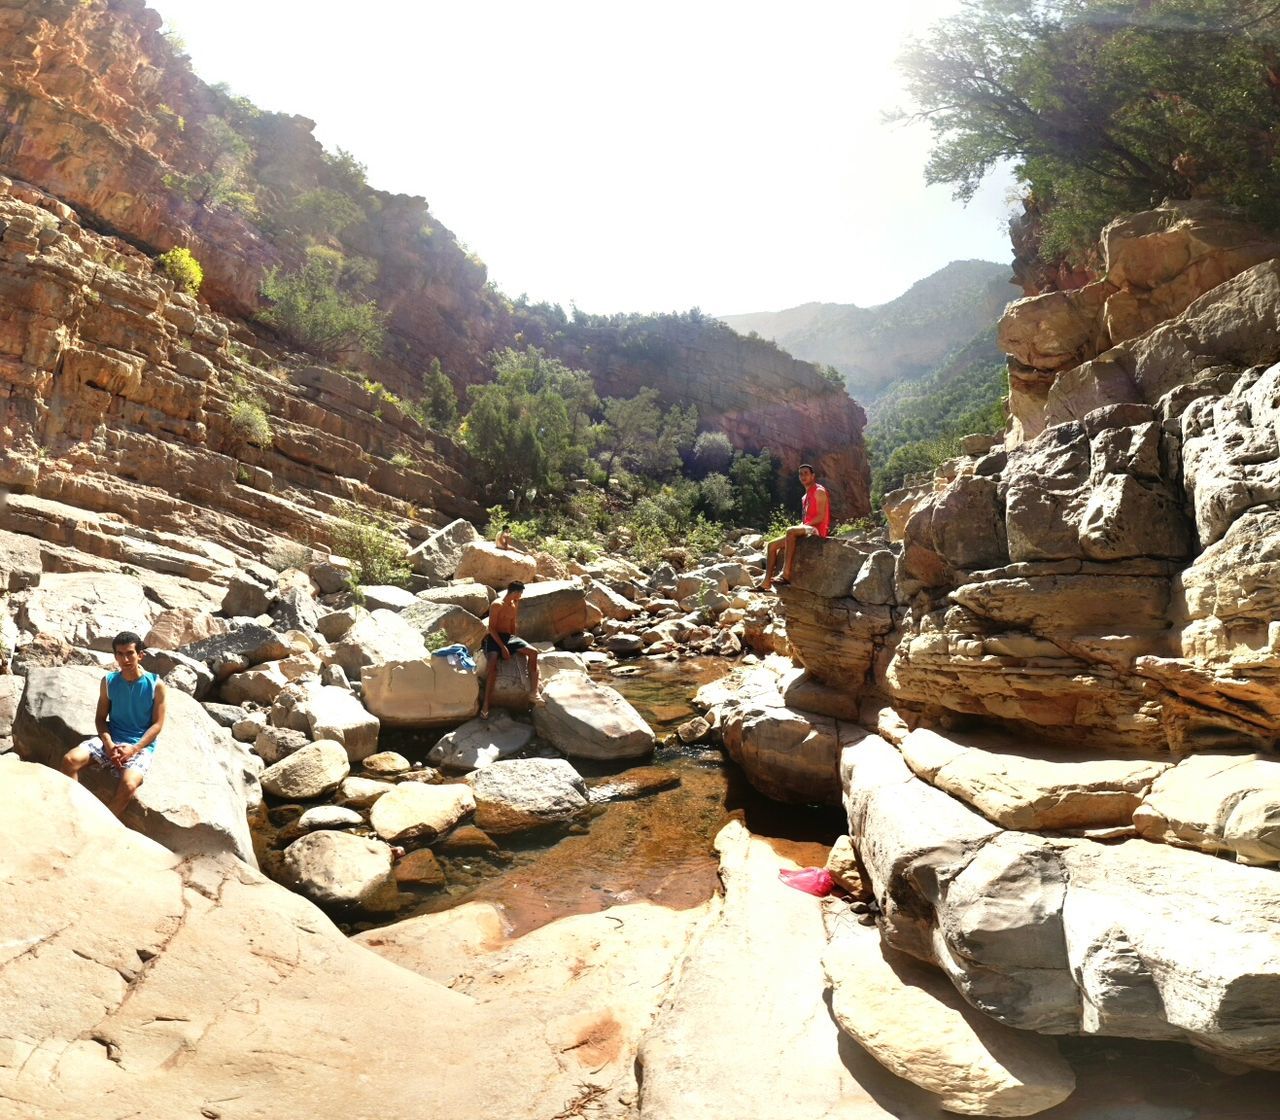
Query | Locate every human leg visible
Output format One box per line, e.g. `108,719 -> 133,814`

107,767 -> 144,817
524,647 -> 540,700
780,525 -> 812,581
760,535 -> 785,589
62,740 -> 94,782
481,656 -> 498,719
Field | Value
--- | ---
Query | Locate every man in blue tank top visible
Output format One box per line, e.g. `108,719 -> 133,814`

61,630 -> 168,817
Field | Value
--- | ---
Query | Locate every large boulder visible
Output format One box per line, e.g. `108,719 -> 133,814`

407,518 -> 481,581
143,608 -> 227,651
721,702 -> 863,806
428,711 -> 535,772
361,656 -> 479,727
413,579 -> 492,617
822,900 -> 1075,1116
467,758 -> 588,834
279,829 -> 401,914
899,727 -> 1169,831
179,624 -> 293,680
0,674 -> 25,752
260,740 -> 350,800
326,608 -> 427,679
369,782 -> 476,844
16,572 -> 158,651
787,536 -> 872,598
12,666 -> 257,866
532,671 -> 655,761
0,528 -> 41,591
513,580 -> 600,643
399,600 -> 486,649
290,683 -> 381,762
453,541 -> 538,587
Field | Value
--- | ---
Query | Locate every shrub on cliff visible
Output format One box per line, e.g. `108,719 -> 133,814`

278,188 -> 365,241
228,397 -> 272,447
156,247 -> 203,295
420,358 -> 458,427
332,511 -> 412,588
896,0 -> 1280,262
259,247 -> 385,359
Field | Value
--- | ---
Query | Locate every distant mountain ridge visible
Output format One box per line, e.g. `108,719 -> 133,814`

722,260 -> 1016,406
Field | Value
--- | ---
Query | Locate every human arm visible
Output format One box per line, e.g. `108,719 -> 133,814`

94,677 -> 120,762
487,611 -> 511,659
119,682 -> 167,760
812,486 -> 830,529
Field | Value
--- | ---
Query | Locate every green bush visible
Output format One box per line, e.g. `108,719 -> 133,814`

279,188 -> 364,240
259,247 -> 385,359
157,247 -> 203,294
228,397 -> 272,446
332,511 -> 411,588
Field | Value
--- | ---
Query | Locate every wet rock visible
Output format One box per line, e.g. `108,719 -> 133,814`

369,782 -> 475,844
279,830 -> 400,913
676,716 -> 711,744
586,766 -> 680,803
533,671 -> 655,761
260,740 -> 350,800
277,805 -> 363,845
434,824 -> 499,853
821,899 -> 1075,1116
468,758 -> 589,834
394,848 -> 446,887
428,712 -> 534,772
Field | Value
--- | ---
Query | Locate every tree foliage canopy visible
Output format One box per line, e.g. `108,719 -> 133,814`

897,0 -> 1280,259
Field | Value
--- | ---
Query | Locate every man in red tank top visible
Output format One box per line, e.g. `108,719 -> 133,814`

760,463 -> 830,591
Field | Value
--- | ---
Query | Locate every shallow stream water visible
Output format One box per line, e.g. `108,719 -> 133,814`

361,656 -> 845,936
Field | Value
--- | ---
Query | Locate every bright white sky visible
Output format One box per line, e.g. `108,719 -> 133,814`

149,0 -> 1016,317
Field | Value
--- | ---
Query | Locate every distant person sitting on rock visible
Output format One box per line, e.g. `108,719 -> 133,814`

495,529 -> 528,553
760,463 -> 830,591
61,630 -> 167,816
480,581 -> 540,720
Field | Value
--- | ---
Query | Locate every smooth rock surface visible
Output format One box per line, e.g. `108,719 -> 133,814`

280,829 -> 401,913
532,670 -> 655,761
260,740 -> 350,800
468,758 -> 588,834
428,711 -> 534,772
369,781 -> 476,844
361,656 -> 479,727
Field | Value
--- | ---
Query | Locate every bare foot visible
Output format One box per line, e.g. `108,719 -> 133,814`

479,708 -> 489,721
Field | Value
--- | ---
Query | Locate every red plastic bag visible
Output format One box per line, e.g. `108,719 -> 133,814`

778,867 -> 834,896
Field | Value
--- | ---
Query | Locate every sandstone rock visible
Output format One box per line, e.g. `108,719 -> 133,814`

604,633 -> 645,657
141,647 -> 215,700
394,848 -> 446,886
335,775 -> 396,810
399,599 -> 486,648
219,660 -> 292,706
822,900 -> 1075,1116
16,571 -> 158,651
280,829 -> 401,913
676,716 -> 711,743
453,541 -> 538,587
585,579 -> 638,621
307,556 -> 353,595
899,727 -> 1169,830
293,683 -> 381,761
277,804 -> 363,845
369,781 -> 475,844
180,624 -> 292,679
361,750 -> 411,777
356,584 -> 417,611
327,608 -> 427,678
514,579 -> 599,643
786,535 -> 869,598
260,740 -> 349,800
850,549 -> 896,605
361,656 -> 479,727
408,518 -> 481,581
0,674 -> 24,751
824,835 -> 869,898
586,766 -> 681,803
434,824 -> 499,853
221,573 -> 274,617
1134,752 -> 1280,864
143,607 -> 227,651
0,529 -> 41,591
252,725 -> 309,766
532,670 -> 655,761
232,710 -> 268,742
468,758 -> 588,834
316,607 -> 357,642
270,585 -> 323,636
427,711 -> 534,772
413,579 -> 492,617
12,665 -> 256,865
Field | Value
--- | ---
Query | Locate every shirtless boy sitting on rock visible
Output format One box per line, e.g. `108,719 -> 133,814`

480,581 -> 540,720
61,630 -> 167,816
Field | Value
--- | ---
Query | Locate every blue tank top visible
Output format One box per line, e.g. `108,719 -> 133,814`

107,670 -> 159,745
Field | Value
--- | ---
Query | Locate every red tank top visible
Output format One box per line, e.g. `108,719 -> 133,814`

802,482 -> 830,537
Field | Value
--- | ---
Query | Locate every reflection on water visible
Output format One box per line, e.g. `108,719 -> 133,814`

382,656 -> 845,937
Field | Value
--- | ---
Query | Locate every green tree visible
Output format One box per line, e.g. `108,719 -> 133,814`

599,388 -> 697,481
698,472 -> 737,522
462,347 -> 599,502
729,450 -> 777,528
278,188 -> 364,241
259,246 -> 385,359
692,430 -> 734,477
896,0 -> 1280,262
421,357 -> 458,427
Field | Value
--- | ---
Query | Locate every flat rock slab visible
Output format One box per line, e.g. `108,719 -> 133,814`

179,623 -> 293,678
428,711 -> 534,772
636,820 -> 938,1120
412,579 -> 492,617
821,900 -> 1075,1116
900,727 -> 1169,830
399,599 -> 486,648
17,571 -> 159,650
454,540 -> 538,587
408,518 -> 480,581
362,657 -> 479,727
514,579 -> 598,642
468,758 -> 588,834
12,665 -> 257,866
533,670 -> 655,761
1134,751 -> 1280,864
369,782 -> 476,844
356,584 -> 418,611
